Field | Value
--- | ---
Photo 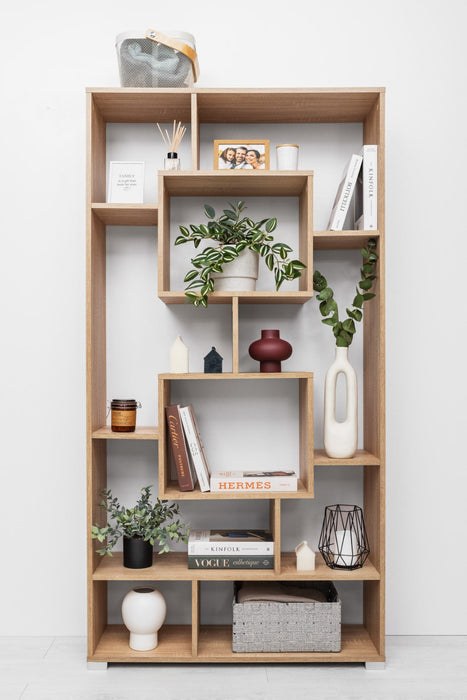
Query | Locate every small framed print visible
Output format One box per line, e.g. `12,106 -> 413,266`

214,140 -> 270,170
107,161 -> 145,203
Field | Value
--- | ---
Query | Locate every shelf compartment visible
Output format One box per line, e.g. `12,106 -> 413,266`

158,373 -> 313,498
91,203 -> 158,226
313,231 -> 380,250
92,551 -> 380,581
89,624 -> 193,662
92,426 -> 159,440
314,449 -> 380,466
158,171 -> 313,301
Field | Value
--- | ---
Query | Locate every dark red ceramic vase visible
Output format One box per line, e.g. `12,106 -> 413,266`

248,329 -> 293,372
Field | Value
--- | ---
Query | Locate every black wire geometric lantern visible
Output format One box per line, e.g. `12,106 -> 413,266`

318,504 -> 370,570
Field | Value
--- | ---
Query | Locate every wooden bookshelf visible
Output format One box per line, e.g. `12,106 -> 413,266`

86,87 -> 385,667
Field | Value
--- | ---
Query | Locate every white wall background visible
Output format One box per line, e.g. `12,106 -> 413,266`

1,0 -> 466,636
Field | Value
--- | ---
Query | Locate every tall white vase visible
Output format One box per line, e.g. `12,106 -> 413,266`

324,346 -> 357,459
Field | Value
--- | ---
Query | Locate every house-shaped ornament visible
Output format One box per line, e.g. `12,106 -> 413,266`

204,346 -> 223,373
295,540 -> 316,571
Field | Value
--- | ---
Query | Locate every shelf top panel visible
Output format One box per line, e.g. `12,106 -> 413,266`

314,231 -> 380,250
159,290 -> 313,305
92,426 -> 159,440
159,372 -> 313,380
160,170 -> 312,197
91,203 -> 158,226
87,87 -> 384,123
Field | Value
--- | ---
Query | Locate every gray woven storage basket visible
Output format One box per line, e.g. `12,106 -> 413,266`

232,581 -> 341,653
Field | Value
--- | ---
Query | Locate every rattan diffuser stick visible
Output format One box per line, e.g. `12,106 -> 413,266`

156,120 -> 186,153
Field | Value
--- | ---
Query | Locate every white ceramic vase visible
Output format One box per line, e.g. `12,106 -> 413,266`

211,248 -> 259,291
324,346 -> 357,459
121,586 -> 167,651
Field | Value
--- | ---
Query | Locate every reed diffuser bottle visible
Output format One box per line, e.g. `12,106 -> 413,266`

156,120 -> 186,170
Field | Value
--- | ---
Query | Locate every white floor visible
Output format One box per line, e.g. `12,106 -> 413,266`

0,637 -> 466,700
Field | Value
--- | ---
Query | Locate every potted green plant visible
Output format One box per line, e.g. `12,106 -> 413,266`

313,238 -> 379,459
91,485 -> 189,569
174,200 -> 306,306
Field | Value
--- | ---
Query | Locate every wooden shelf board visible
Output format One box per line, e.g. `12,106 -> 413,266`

88,88 -> 193,123
161,170 -> 313,196
92,551 -> 380,581
89,623 -> 383,663
159,372 -> 313,380
314,449 -> 380,466
197,624 -> 382,662
161,479 -> 311,501
313,231 -> 380,250
92,203 -> 158,226
92,426 -> 159,440
90,625 -> 193,662
88,87 -> 384,124
159,290 -> 312,304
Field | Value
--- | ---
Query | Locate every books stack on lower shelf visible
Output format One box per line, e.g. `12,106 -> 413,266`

166,404 -> 210,492
188,529 -> 274,569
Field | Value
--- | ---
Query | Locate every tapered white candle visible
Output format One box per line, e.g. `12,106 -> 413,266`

332,529 -> 358,567
170,336 -> 189,373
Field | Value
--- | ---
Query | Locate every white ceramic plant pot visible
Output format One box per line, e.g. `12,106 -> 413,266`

324,346 -> 358,459
121,586 -> 167,651
211,248 -> 259,291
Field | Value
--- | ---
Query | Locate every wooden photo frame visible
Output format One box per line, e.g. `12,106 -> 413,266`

214,140 -> 270,170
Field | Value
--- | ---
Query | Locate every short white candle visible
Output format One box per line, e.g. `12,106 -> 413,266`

295,540 -> 315,570
170,336 -> 189,373
332,529 -> 358,567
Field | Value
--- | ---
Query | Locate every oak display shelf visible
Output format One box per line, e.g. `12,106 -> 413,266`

87,86 -> 385,667
93,551 -> 380,582
92,426 -> 159,441
90,624 -> 382,664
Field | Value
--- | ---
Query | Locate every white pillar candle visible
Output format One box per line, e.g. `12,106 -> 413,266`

170,336 -> 189,373
332,529 -> 358,567
276,144 -> 299,170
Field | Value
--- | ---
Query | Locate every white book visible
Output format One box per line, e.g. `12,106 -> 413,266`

188,529 -> 274,555
179,405 -> 210,492
210,470 -> 297,492
327,153 -> 363,230
354,145 -> 378,230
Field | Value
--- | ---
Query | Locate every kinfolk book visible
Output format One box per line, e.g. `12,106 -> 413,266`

210,470 -> 297,492
354,145 -> 378,230
327,153 -> 363,230
188,529 -> 274,556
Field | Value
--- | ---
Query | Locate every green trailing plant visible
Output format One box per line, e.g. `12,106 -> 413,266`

174,200 -> 306,307
91,485 -> 189,556
313,238 -> 379,347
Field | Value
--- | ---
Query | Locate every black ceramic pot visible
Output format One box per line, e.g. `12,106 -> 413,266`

123,536 -> 153,569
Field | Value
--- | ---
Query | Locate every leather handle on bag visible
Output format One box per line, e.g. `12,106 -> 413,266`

146,29 -> 199,82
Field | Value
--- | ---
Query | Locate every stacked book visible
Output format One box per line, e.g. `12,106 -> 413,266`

188,529 -> 274,569
327,145 -> 378,231
210,470 -> 297,492
166,404 -> 210,492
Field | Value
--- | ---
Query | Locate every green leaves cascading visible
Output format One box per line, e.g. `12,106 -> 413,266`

313,238 -> 379,347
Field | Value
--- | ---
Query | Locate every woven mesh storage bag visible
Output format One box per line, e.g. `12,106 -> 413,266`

116,29 -> 198,88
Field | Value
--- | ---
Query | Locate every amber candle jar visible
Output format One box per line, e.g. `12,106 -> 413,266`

111,399 -> 139,432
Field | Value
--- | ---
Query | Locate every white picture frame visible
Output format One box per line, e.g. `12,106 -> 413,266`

107,161 -> 145,203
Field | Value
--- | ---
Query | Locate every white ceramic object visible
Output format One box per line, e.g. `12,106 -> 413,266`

276,144 -> 299,170
332,529 -> 358,567
170,335 -> 189,373
324,346 -> 357,458
295,540 -> 316,570
211,248 -> 259,291
121,586 -> 167,651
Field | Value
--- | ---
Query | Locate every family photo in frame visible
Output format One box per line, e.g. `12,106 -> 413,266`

214,139 -> 270,170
